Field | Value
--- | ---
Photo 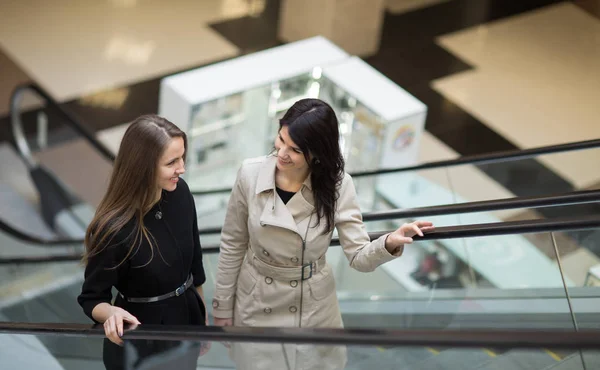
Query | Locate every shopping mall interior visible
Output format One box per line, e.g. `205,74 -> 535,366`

1,0 -> 600,369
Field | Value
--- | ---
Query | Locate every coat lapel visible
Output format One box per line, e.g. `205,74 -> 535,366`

256,155 -> 315,236
260,191 -> 299,234
287,189 -> 315,225
257,155 -> 299,235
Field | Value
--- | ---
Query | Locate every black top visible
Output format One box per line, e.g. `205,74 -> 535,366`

77,178 -> 206,326
276,187 -> 296,205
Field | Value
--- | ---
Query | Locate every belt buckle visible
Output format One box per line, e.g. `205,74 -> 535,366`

301,263 -> 313,281
175,284 -> 185,296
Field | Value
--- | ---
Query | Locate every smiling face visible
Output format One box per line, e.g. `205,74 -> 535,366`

274,125 -> 310,173
156,136 -> 186,192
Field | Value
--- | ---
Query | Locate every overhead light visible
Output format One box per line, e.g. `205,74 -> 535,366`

78,88 -> 130,110
312,67 -> 322,80
104,36 -> 155,65
108,0 -> 137,8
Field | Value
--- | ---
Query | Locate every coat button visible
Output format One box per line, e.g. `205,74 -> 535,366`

289,306 -> 298,313
264,308 -> 272,314
291,257 -> 299,263
212,300 -> 219,308
265,277 -> 273,284
263,250 -> 270,257
290,280 -> 298,288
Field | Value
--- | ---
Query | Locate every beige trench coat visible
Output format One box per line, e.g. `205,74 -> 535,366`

212,155 -> 403,370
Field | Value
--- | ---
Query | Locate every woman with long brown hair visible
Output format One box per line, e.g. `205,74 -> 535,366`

78,114 -> 208,369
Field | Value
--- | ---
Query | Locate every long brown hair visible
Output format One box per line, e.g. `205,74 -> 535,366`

83,114 -> 187,267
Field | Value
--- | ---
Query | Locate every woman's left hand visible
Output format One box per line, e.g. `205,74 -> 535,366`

385,221 -> 435,254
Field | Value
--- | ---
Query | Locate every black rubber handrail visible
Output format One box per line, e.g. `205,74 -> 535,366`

3,216 -> 599,264
196,189 -> 600,235
364,189 -> 600,221
1,322 -> 600,349
11,83 -> 116,162
190,138 -> 600,196
0,222 -> 83,246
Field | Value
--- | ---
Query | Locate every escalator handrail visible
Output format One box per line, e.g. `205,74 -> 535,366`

10,83 -> 116,163
1,321 -> 600,349
191,138 -> 600,196
197,189 -> 600,235
3,215 -> 600,264
0,219 -> 83,246
1,189 -> 599,248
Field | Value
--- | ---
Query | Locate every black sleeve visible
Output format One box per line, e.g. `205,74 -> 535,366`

77,228 -> 131,323
188,185 -> 206,287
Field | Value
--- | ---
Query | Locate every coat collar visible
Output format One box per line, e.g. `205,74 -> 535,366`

255,155 -> 313,194
256,155 -> 315,236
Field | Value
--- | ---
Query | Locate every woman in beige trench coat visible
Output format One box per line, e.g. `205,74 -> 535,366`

212,99 -> 434,370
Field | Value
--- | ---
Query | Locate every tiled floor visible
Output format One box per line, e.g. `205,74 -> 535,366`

0,0 -> 242,102
434,2 -> 600,189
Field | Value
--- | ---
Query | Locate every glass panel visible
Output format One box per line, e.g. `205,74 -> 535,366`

1,264 -> 87,325
330,231 -> 577,332
193,192 -> 230,233
580,350 -> 600,370
554,227 -> 600,334
0,236 -> 83,319
0,331 -> 103,370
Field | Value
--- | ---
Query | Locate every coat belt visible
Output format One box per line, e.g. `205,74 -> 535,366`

119,274 -> 194,303
248,247 -> 326,281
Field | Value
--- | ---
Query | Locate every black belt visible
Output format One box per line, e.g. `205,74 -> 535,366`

119,275 -> 194,303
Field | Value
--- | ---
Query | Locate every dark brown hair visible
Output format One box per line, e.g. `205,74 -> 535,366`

280,99 -> 345,233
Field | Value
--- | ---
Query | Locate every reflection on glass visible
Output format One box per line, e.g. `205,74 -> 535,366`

554,227 -> 600,352
329,231 -> 578,332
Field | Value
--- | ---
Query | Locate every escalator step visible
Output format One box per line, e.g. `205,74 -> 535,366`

346,346 -> 436,370
401,348 -> 493,370
475,350 -> 562,370
544,352 -> 600,370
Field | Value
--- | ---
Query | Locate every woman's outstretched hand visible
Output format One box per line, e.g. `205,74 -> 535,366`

385,221 -> 435,254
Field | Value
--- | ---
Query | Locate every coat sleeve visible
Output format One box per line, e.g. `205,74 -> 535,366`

77,228 -> 130,323
212,165 -> 250,319
335,173 -> 402,272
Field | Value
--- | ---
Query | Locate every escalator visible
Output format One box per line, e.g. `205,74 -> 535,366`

2,215 -> 600,369
2,83 -> 600,369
